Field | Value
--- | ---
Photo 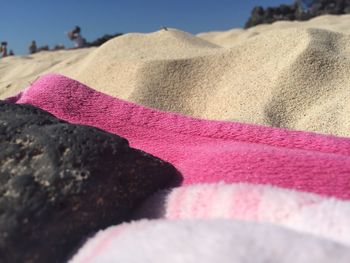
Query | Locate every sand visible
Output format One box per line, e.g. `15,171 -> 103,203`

1,14 -> 350,137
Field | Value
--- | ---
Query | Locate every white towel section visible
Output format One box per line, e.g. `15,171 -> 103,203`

134,183 -> 350,246
70,219 -> 350,263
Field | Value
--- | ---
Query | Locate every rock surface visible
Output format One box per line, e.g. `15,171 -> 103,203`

245,0 -> 350,28
0,101 -> 179,263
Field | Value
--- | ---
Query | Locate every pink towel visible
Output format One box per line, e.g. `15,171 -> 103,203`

70,219 -> 350,263
135,183 -> 350,246
7,74 -> 350,199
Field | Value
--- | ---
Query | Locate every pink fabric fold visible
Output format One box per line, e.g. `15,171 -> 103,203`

7,74 -> 350,199
135,183 -> 350,245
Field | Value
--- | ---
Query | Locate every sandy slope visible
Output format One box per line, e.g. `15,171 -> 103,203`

197,14 -> 350,47
1,15 -> 350,137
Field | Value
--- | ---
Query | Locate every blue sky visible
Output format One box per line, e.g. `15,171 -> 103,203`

1,0 -> 290,55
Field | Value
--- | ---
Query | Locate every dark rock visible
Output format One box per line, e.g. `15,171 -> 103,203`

245,0 -> 350,28
0,101 -> 180,263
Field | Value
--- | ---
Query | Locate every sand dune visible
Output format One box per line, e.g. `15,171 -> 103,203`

198,14 -> 350,47
0,48 -> 92,98
1,15 -> 350,137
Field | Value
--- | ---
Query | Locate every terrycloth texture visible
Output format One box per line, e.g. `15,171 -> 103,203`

135,183 -> 350,246
8,74 -> 350,199
70,219 -> 350,263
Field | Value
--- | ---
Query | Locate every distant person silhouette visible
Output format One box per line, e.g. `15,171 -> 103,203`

9,50 -> 14,56
0,42 -> 8,57
29,40 -> 37,54
67,26 -> 86,48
